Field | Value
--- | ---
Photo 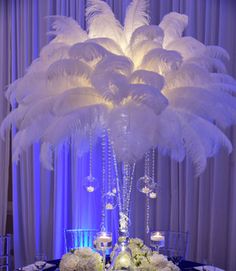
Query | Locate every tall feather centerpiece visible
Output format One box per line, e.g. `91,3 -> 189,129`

1,0 -> 236,253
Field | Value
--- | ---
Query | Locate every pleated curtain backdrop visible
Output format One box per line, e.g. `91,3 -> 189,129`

0,0 -> 236,270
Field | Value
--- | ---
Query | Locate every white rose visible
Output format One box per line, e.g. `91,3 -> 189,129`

76,247 -> 93,257
149,253 -> 168,267
60,253 -> 79,271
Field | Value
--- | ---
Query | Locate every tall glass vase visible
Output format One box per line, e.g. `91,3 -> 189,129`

108,161 -> 136,270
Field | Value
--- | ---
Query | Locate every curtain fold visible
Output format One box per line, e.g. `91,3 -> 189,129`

0,0 -> 236,270
0,0 -> 11,236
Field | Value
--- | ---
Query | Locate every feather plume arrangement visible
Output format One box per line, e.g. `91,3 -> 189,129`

1,0 -> 236,175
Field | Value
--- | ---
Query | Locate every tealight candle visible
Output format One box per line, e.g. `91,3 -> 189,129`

86,186 -> 95,192
141,186 -> 151,194
150,232 -> 165,242
149,192 -> 157,199
105,203 -> 114,210
97,233 -> 112,243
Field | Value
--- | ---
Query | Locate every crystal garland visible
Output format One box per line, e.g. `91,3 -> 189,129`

104,131 -> 117,211
150,148 -> 157,199
100,129 -> 106,230
145,151 -> 151,234
83,129 -> 98,193
121,162 -> 135,236
145,148 -> 158,235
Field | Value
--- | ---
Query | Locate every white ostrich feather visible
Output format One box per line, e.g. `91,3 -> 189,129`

5,79 -> 20,103
165,63 -> 212,90
178,110 -> 232,156
95,54 -> 133,76
0,105 -> 27,139
166,36 -> 206,60
186,56 -> 227,73
129,70 -> 165,90
39,43 -> 70,63
91,70 -> 129,103
124,0 -> 150,45
211,73 -> 236,85
52,87 -> 106,116
7,72 -> 47,104
19,99 -> 56,129
154,107 -> 186,161
207,85 -> 236,109
42,105 -> 106,145
86,38 -> 124,55
72,132 -> 90,157
166,86 -> 236,128
129,39 -> 161,68
86,0 -> 124,46
140,48 -> 182,75
69,42 -> 110,65
40,142 -> 54,170
12,130 -> 26,162
47,59 -> 92,81
47,16 -> 88,44
176,113 -> 207,176
127,84 -> 168,115
206,45 -> 230,64
129,25 -> 164,49
159,12 -> 188,47
12,114 -> 54,162
210,83 -> 236,95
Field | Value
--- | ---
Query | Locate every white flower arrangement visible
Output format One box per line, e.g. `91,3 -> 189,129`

110,238 -> 180,271
59,247 -> 103,271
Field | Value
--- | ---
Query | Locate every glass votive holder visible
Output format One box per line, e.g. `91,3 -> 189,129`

150,231 -> 165,252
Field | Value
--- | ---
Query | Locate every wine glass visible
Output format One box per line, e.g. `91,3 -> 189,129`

94,232 -> 112,270
150,231 -> 165,253
34,253 -> 47,270
158,231 -> 188,266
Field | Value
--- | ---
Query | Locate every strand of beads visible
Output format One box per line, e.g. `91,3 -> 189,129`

122,162 -> 128,214
137,151 -> 153,194
104,131 -> 117,210
149,148 -> 157,199
111,144 -> 122,214
100,130 -> 107,230
83,129 -> 98,193
145,151 -> 151,234
125,162 -> 135,222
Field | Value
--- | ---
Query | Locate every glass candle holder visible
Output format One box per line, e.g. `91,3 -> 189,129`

150,231 -> 165,252
94,232 -> 112,270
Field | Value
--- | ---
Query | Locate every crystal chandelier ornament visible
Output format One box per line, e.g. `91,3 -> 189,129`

104,191 -> 117,210
137,175 -> 153,194
83,130 -> 98,193
111,179 -> 118,194
83,174 -> 99,193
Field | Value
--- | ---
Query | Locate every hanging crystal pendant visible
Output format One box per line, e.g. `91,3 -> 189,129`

111,178 -> 118,194
83,175 -> 99,192
137,175 -> 153,194
149,191 -> 157,199
104,191 -> 118,210
148,182 -> 158,199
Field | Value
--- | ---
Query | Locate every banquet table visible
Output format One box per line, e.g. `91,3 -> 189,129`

46,259 -> 204,270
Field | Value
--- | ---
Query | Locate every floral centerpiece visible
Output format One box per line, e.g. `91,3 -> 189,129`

110,238 -> 180,271
59,247 -> 103,271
